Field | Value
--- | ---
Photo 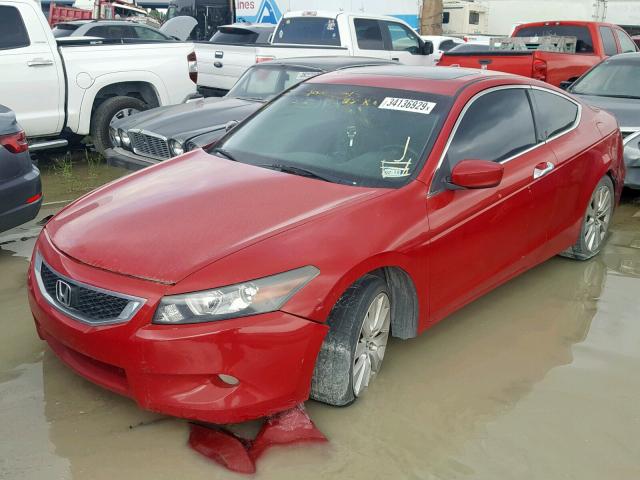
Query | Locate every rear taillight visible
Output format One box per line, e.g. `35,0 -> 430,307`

532,58 -> 548,82
255,55 -> 275,64
0,130 -> 28,154
188,51 -> 198,84
26,192 -> 42,205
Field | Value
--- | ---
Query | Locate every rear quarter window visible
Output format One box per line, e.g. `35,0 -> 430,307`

515,25 -> 594,53
0,6 -> 30,49
529,89 -> 579,140
211,29 -> 259,44
273,17 -> 341,46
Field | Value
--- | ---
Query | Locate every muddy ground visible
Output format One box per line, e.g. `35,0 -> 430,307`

1,154 -> 639,480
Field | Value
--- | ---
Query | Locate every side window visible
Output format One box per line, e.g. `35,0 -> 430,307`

87,26 -> 137,39
383,21 -> 421,54
444,89 -> 537,170
354,18 -> 384,50
599,26 -> 618,56
530,89 -> 579,141
134,26 -> 168,40
0,6 -> 30,50
615,29 -> 637,53
439,40 -> 456,51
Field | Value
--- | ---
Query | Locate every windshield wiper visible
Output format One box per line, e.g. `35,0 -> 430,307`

258,163 -> 333,182
211,147 -> 238,161
235,96 -> 268,102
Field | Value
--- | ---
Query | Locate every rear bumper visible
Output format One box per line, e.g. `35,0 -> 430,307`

0,165 -> 42,232
104,147 -> 161,171
27,234 -> 328,424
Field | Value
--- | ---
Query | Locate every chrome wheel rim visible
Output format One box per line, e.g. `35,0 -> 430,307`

110,108 -> 139,127
352,292 -> 390,397
584,184 -> 612,252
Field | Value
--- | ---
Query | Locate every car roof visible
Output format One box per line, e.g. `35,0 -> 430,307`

309,65 -> 513,95
603,52 -> 640,63
219,23 -> 275,32
257,56 -> 396,70
57,20 -> 154,27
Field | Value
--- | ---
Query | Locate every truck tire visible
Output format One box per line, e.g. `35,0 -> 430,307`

560,175 -> 614,260
90,96 -> 147,154
311,275 -> 391,406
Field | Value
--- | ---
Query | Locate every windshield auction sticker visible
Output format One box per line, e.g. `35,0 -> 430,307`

379,97 -> 436,114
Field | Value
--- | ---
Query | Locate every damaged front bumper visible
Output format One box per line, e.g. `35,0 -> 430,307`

27,232 -> 328,424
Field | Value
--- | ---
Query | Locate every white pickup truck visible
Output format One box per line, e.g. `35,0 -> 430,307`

195,10 -> 435,96
0,0 -> 198,153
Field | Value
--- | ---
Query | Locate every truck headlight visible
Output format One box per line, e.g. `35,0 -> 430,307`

169,139 -> 184,156
624,131 -> 640,167
153,266 -> 319,324
109,127 -> 121,147
119,129 -> 131,149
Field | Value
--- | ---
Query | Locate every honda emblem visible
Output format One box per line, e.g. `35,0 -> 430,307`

55,280 -> 73,308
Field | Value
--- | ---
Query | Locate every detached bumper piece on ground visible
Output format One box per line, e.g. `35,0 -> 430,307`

188,404 -> 327,474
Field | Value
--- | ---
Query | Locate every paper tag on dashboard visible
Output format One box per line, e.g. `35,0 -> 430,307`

379,97 -> 436,114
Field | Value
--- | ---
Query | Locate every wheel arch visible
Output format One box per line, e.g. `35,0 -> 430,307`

314,254 -> 423,340
73,74 -> 167,135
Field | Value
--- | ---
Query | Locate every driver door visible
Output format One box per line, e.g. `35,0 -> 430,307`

381,20 -> 427,65
426,87 -> 556,325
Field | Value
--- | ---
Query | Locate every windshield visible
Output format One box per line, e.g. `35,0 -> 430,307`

227,66 -> 321,101
571,60 -> 640,98
273,17 -> 341,46
209,83 -> 451,188
515,25 -> 594,53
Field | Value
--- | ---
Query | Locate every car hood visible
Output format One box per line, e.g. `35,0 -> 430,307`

573,94 -> 640,129
45,152 -> 383,284
114,97 -> 263,141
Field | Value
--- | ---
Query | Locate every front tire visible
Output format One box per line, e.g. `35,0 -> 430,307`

90,96 -> 146,154
561,175 -> 614,260
311,275 -> 391,406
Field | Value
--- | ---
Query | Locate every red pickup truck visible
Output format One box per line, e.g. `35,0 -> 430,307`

438,21 -> 638,87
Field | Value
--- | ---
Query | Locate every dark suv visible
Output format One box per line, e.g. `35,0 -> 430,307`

0,105 -> 41,233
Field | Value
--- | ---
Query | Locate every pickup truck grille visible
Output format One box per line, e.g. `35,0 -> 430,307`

129,130 -> 171,160
35,255 -> 145,326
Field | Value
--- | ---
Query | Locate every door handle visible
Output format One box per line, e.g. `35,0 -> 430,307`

533,161 -> 555,179
215,50 -> 223,59
391,57 -> 400,61
27,58 -> 54,67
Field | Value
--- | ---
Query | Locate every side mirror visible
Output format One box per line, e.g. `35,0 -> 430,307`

421,40 -> 434,55
225,120 -> 239,132
559,80 -> 574,91
448,159 -> 504,189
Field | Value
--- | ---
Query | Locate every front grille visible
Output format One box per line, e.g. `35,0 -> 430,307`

129,130 -> 171,160
36,256 -> 144,325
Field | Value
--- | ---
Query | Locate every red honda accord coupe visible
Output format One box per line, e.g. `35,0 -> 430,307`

28,66 -> 624,424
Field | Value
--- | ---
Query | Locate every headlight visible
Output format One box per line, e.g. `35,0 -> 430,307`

623,131 -> 640,167
119,129 -> 131,148
109,127 -> 121,147
169,139 -> 184,156
153,266 -> 319,324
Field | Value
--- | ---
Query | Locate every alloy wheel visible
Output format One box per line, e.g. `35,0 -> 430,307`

109,108 -> 140,127
584,184 -> 612,252
352,292 -> 391,397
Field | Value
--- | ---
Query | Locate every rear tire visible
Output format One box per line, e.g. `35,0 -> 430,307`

560,175 -> 614,260
90,96 -> 146,154
310,275 -> 391,406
